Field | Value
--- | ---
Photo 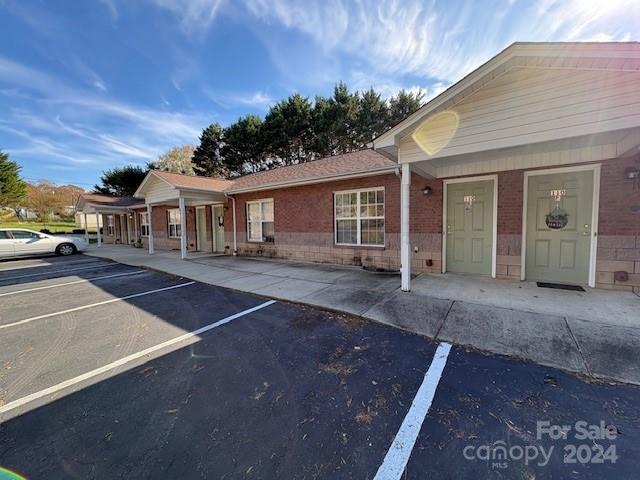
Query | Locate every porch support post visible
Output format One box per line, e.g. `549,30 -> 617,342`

400,163 -> 411,292
179,196 -> 187,260
231,196 -> 237,255
147,204 -> 154,254
83,213 -> 89,243
95,212 -> 102,246
126,213 -> 132,245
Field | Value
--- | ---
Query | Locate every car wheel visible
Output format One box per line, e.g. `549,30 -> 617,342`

56,243 -> 77,256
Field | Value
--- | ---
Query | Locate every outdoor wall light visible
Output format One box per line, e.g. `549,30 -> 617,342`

423,186 -> 432,195
624,166 -> 640,180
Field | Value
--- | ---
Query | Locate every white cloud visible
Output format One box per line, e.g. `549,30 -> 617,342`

149,0 -> 225,34
242,0 -> 638,82
204,88 -> 274,109
0,57 -> 207,172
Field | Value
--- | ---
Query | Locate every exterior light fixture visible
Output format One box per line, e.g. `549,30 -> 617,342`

423,186 -> 432,195
624,167 -> 640,180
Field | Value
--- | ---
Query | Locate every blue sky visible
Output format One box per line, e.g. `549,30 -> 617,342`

1,0 -> 638,188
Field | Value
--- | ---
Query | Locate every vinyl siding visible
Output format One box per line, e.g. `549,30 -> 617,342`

400,67 -> 640,164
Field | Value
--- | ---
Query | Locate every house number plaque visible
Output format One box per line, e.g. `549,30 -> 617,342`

546,189 -> 568,229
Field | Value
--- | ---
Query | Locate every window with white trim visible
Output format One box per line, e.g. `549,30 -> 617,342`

167,208 -> 181,238
139,212 -> 150,237
106,215 -> 115,236
247,199 -> 274,242
335,188 -> 384,246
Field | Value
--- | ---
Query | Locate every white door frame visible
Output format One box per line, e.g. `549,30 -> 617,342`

442,174 -> 498,278
195,206 -> 207,252
211,203 -> 224,253
520,164 -> 601,288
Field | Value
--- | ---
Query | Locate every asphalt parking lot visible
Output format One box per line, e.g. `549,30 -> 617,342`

0,254 -> 639,479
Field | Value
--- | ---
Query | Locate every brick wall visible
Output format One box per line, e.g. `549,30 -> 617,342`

125,205 -> 200,252
224,173 -> 442,273
595,156 -> 640,292
223,156 -> 640,291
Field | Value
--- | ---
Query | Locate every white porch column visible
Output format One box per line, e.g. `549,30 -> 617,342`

400,163 -> 411,292
83,213 -> 89,243
231,196 -> 237,255
179,196 -> 187,260
95,212 -> 102,246
126,213 -> 132,245
147,204 -> 154,254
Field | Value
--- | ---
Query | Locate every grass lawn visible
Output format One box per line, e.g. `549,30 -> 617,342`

0,221 -> 86,233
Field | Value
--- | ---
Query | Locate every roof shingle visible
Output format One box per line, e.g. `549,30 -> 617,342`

226,149 -> 396,193
79,193 -> 143,207
152,170 -> 233,191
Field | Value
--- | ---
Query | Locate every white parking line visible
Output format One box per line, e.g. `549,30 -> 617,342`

0,299 -> 276,417
0,282 -> 196,330
374,342 -> 452,480
0,270 -> 146,297
0,263 -> 116,281
0,258 -> 101,272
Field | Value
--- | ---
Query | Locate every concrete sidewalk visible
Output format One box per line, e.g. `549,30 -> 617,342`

86,246 -> 640,385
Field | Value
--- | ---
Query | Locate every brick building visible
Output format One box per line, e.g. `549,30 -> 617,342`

79,42 -> 640,293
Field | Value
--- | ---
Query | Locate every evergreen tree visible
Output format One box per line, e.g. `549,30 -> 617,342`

222,115 -> 265,175
192,123 -> 227,177
388,89 -> 425,127
94,165 -> 148,196
355,88 -> 389,146
262,93 -> 313,165
0,150 -> 27,209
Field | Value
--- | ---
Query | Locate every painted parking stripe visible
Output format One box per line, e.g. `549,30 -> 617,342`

374,342 -> 452,480
0,263 -> 116,282
0,258 -> 101,272
0,282 -> 196,330
0,270 -> 146,297
0,299 -> 276,417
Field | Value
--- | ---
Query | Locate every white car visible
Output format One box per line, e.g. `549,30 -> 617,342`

0,228 -> 88,258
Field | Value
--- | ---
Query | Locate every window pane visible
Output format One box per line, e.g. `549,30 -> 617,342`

262,201 -> 274,221
336,219 -> 357,244
248,203 -> 261,222
247,221 -> 259,241
0,231 -> 9,239
263,221 -> 274,242
377,190 -> 384,203
361,219 -> 384,245
10,230 -> 35,239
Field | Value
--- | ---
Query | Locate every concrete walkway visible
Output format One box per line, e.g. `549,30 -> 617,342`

86,245 -> 640,385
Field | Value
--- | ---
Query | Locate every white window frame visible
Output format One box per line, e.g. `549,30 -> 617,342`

139,212 -> 150,237
246,198 -> 274,243
106,215 -> 115,236
334,187 -> 385,247
167,208 -> 181,238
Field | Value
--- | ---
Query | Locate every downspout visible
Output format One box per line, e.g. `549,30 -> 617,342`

225,193 -> 238,255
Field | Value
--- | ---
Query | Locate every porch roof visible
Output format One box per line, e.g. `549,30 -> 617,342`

134,170 -> 230,204
76,193 -> 144,213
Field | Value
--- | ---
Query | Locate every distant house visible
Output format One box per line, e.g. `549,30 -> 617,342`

78,42 -> 640,293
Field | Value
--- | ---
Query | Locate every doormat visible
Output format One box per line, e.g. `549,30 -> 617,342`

536,282 -> 585,292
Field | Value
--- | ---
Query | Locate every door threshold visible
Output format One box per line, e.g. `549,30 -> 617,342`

536,282 -> 585,292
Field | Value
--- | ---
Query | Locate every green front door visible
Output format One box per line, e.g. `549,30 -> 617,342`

525,170 -> 593,284
213,205 -> 225,253
446,180 -> 494,275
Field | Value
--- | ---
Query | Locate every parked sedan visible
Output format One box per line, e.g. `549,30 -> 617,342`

0,228 -> 88,258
